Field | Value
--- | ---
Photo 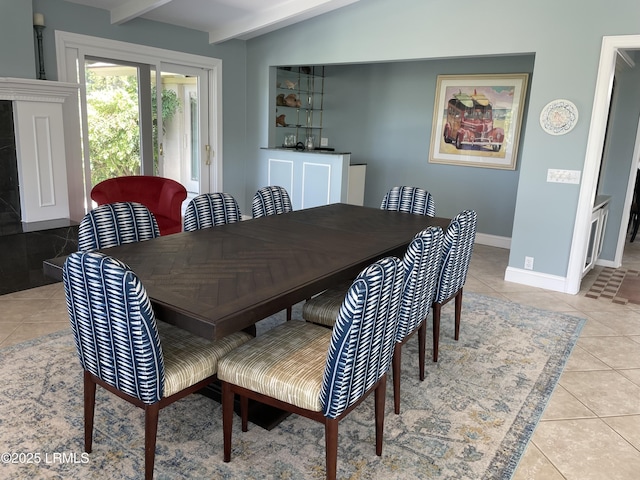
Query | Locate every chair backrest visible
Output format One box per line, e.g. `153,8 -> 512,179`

380,186 -> 436,217
183,193 -> 242,231
251,186 -> 293,218
78,202 -> 160,251
434,210 -> 478,304
91,176 -> 187,235
397,226 -> 444,342
63,251 -> 165,404
320,256 -> 403,419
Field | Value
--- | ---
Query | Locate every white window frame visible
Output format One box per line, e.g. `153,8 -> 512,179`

54,31 -> 223,214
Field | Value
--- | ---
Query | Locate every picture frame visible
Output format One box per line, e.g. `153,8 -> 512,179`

429,73 -> 529,170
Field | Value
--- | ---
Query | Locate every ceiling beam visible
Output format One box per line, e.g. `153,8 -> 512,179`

208,0 -> 360,44
111,0 -> 173,25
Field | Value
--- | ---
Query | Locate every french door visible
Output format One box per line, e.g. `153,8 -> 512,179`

157,63 -> 210,199
55,32 -> 222,214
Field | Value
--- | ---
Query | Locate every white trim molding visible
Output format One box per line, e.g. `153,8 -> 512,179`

504,266 -> 569,293
0,77 -> 80,223
475,232 -> 511,249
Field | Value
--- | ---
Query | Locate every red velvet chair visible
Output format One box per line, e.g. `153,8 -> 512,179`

90,176 -> 187,235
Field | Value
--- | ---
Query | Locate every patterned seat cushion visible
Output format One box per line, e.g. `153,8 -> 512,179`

218,321 -> 332,411
301,283 -> 352,328
159,321 -> 253,397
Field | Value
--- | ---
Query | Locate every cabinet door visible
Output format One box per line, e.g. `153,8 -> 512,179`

582,210 -> 600,276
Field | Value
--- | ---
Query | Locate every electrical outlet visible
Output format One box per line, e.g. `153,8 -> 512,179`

320,137 -> 329,147
524,256 -> 534,270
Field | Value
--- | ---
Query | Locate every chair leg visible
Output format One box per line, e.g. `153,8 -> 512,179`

374,374 -> 387,456
632,214 -> 639,242
454,289 -> 463,341
325,418 -> 339,480
392,343 -> 402,414
240,395 -> 249,432
83,371 -> 96,454
286,306 -> 292,321
144,403 -> 160,480
222,382 -> 234,463
432,303 -> 441,362
418,319 -> 426,381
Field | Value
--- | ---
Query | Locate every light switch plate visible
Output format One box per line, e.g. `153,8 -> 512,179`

320,137 -> 329,147
547,169 -> 581,184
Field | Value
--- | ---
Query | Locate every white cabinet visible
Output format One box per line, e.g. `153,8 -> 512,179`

262,149 -> 365,209
582,195 -> 610,277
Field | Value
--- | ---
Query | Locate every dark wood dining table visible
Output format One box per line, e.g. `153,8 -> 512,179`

44,203 -> 451,340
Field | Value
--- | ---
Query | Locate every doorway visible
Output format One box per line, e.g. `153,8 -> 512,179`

568,35 -> 640,293
55,32 -> 222,215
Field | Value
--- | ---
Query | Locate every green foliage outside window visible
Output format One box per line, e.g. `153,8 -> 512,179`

85,69 -> 181,186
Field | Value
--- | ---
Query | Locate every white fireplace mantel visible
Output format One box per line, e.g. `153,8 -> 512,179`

0,77 -> 81,223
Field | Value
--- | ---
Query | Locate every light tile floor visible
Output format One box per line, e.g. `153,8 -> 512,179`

1,240 -> 640,479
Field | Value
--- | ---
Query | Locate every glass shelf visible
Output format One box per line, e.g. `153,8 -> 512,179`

273,66 -> 324,149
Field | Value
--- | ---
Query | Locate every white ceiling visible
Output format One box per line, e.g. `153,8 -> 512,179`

63,0 -> 360,44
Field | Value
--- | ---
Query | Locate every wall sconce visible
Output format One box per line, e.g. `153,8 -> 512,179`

33,13 -> 46,80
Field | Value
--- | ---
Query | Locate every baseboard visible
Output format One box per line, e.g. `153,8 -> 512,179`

504,266 -> 574,294
475,233 -> 511,249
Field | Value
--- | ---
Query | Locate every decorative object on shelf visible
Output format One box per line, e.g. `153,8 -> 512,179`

284,93 -> 301,108
33,13 -> 46,80
283,134 -> 297,147
540,99 -> 579,135
429,74 -> 529,170
273,66 -> 324,149
305,136 -> 315,150
276,114 -> 287,127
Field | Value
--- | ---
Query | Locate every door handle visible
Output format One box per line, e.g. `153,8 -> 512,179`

205,144 -> 212,165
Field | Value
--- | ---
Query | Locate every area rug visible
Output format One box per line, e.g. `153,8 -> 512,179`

0,293 -> 584,480
585,267 -> 640,305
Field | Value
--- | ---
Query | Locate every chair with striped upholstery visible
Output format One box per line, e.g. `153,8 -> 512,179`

78,201 -> 160,251
302,226 -> 445,414
183,192 -> 242,232
251,185 -> 293,218
63,251 -> 252,480
432,209 -> 477,362
218,256 -> 404,480
380,185 -> 436,216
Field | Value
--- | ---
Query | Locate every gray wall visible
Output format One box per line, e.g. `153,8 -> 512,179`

323,55 -> 534,238
0,2 -> 37,79
3,0 -> 640,285
244,0 -> 640,279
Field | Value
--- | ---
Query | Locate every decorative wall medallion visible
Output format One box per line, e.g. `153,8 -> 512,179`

540,99 -> 579,135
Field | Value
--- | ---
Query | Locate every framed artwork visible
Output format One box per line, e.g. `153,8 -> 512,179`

429,74 -> 529,170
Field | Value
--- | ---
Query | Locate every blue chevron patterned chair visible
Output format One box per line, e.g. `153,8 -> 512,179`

183,192 -> 242,232
380,185 -> 436,216
63,251 -> 252,480
432,209 -> 477,362
251,185 -> 293,218
218,256 -> 404,480
302,227 -> 444,414
78,201 -> 160,252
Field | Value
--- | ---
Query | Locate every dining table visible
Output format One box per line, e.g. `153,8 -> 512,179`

44,203 -> 451,340
44,202 -> 451,428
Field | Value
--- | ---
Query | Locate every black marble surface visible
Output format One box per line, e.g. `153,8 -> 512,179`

0,100 -> 79,295
0,220 -> 78,295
